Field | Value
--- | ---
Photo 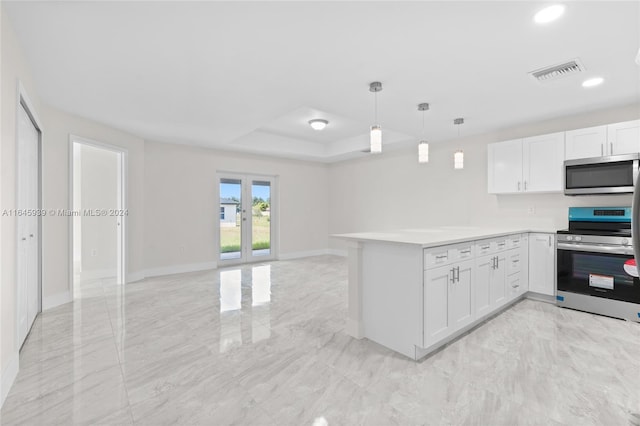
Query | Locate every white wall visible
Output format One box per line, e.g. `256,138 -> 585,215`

41,106 -> 146,298
328,103 -> 640,249
76,144 -> 118,278
0,5 -> 41,404
143,141 -> 329,271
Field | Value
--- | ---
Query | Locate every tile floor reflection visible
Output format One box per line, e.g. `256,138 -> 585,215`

2,255 -> 640,425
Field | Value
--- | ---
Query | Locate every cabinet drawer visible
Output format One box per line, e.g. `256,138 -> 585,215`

507,252 -> 522,276
424,247 -> 451,269
507,234 -> 523,249
475,236 -> 510,255
424,243 -> 474,269
475,239 -> 493,256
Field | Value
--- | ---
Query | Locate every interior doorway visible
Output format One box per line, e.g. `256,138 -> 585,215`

70,137 -> 127,298
16,94 -> 42,349
217,173 -> 277,264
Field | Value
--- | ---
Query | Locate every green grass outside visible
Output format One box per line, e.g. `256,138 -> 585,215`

220,214 -> 271,253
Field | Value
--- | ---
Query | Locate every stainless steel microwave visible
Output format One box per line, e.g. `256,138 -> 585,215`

564,153 -> 640,195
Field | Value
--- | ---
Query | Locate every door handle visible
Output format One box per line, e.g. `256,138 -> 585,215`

21,237 -> 26,241
29,234 -> 34,238
517,181 -> 521,191
610,142 -> 613,155
450,268 -> 455,284
455,266 -> 460,282
495,257 -> 499,269
548,235 -> 552,247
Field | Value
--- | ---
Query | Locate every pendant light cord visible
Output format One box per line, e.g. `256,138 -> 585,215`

374,91 -> 378,124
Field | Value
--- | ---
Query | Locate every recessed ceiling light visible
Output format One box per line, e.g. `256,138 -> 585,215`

534,4 -> 565,24
582,77 -> 604,88
308,119 -> 328,131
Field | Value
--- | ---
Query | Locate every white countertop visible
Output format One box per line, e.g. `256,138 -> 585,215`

332,226 -> 557,248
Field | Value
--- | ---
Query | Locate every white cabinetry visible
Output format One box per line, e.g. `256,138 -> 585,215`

565,120 -> 640,160
565,125 -> 607,160
528,233 -> 556,296
609,120 -> 640,155
423,243 -> 475,348
488,132 -> 565,194
423,260 -> 475,348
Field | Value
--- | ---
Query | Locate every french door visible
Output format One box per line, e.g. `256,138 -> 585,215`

17,103 -> 41,348
218,173 -> 277,264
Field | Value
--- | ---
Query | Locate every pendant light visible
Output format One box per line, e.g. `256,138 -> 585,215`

453,118 -> 464,170
418,103 -> 430,163
369,81 -> 382,154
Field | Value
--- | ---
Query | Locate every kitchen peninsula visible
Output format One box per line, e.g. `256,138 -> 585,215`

333,227 -> 556,360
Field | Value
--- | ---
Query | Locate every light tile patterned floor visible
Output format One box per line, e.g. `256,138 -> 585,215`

1,255 -> 639,425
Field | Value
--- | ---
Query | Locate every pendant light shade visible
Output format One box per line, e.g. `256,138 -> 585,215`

454,150 -> 464,169
369,82 -> 383,154
370,125 -> 382,153
419,141 -> 429,163
453,117 -> 464,170
417,103 -> 430,164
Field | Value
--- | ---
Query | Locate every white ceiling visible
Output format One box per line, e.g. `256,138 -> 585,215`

4,1 -> 640,162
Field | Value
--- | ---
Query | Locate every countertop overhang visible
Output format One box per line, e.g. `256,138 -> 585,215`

332,226 -> 557,248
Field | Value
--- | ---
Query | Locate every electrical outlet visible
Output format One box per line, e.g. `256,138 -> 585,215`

179,245 -> 185,254
91,249 -> 98,257
527,207 -> 536,215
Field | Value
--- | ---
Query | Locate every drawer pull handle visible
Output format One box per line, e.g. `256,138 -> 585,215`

481,245 -> 490,250
498,242 -> 505,247
460,249 -> 471,254
512,259 -> 519,263
435,254 -> 448,260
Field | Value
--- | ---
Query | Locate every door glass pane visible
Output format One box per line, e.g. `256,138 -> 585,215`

220,178 -> 242,260
251,180 -> 271,256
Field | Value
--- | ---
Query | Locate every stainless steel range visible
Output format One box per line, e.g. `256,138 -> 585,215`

557,207 -> 640,322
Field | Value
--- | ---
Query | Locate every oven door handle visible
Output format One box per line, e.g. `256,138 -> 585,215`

557,242 -> 634,255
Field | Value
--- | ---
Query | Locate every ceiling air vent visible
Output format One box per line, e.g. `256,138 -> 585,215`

529,59 -> 585,83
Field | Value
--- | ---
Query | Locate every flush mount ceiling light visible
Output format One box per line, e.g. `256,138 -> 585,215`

582,77 -> 604,88
418,103 -> 430,164
534,4 -> 565,24
308,119 -> 328,131
369,81 -> 383,154
453,118 -> 464,170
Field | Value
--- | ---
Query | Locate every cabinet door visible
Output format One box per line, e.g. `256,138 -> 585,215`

523,132 -> 565,192
608,120 -> 640,156
488,139 -> 523,194
507,273 -> 522,301
450,260 -> 474,331
565,125 -> 607,160
424,265 -> 453,346
528,233 -> 556,296
474,255 -> 493,317
491,253 -> 507,307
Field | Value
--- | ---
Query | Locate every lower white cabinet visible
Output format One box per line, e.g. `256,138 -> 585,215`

424,233 -> 532,350
423,259 -> 474,347
528,233 -> 556,296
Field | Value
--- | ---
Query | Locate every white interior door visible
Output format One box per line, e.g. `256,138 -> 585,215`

218,174 -> 276,264
17,104 -> 40,348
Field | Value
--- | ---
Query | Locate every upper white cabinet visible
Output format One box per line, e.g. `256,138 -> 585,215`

608,120 -> 640,155
564,125 -> 607,159
565,120 -> 640,160
488,132 -> 565,194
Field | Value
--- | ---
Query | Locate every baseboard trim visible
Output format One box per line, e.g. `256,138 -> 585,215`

279,249 -> 346,260
127,271 -> 145,283
0,352 -> 19,408
78,268 -> 116,280
327,248 -> 347,257
143,261 -> 218,278
43,290 -> 72,310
